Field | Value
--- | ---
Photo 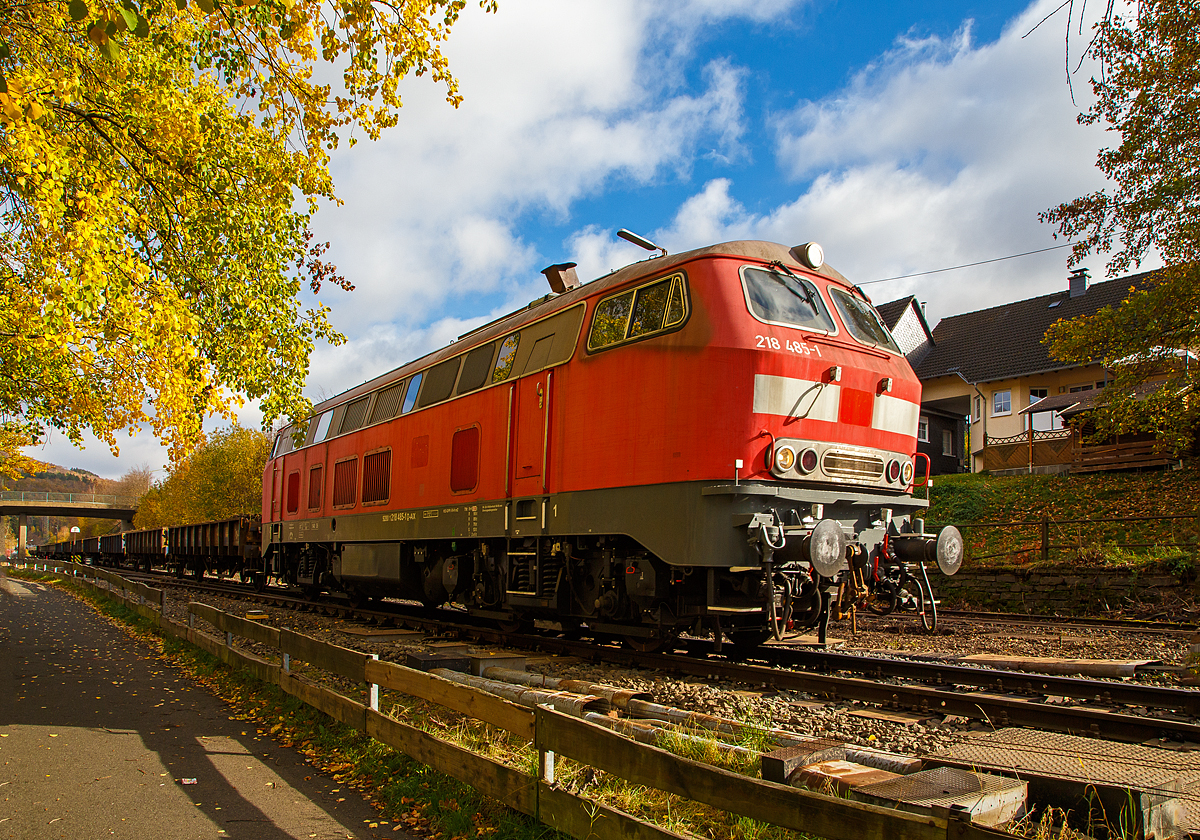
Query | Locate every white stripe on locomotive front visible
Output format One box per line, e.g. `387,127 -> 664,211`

753,373 -> 919,437
752,374 -> 840,423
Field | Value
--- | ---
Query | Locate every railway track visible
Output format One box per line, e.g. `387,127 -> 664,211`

117,569 -> 1200,745
936,608 -> 1197,635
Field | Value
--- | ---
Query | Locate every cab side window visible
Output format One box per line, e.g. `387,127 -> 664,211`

587,273 -> 688,352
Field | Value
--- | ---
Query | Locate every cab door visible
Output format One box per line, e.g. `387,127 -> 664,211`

511,370 -> 549,499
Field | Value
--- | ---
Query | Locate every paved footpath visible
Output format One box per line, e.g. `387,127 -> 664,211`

0,570 -> 402,840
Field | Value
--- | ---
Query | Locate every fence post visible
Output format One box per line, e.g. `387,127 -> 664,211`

283,652 -> 290,674
1040,514 -> 1050,564
226,631 -> 234,648
537,705 -> 555,785
369,654 -> 380,711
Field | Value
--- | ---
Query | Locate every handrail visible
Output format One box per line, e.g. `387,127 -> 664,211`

0,491 -> 137,505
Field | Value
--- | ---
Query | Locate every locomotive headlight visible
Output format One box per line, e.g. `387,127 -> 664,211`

799,447 -> 819,474
901,460 -> 914,485
886,459 -> 901,483
775,445 -> 796,472
793,241 -> 825,269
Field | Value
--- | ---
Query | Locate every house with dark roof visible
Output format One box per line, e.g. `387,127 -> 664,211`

874,296 -> 964,474
908,267 -> 1158,473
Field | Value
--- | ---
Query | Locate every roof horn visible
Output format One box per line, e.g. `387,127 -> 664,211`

618,228 -> 667,257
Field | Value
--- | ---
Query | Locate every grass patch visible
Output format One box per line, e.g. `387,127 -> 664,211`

924,468 -> 1200,570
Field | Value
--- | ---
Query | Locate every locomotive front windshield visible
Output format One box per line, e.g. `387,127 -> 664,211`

741,266 -> 836,332
828,287 -> 902,354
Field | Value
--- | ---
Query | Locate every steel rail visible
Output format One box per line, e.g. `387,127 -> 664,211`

749,644 -> 1200,716
935,609 -> 1197,634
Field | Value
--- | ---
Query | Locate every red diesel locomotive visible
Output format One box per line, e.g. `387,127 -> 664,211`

261,237 -> 961,649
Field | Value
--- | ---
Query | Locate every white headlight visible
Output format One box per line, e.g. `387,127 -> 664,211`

797,241 -> 824,269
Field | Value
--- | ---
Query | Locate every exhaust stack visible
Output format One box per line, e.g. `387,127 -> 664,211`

541,262 -> 580,294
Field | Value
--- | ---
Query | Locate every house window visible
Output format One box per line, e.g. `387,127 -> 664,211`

1029,388 -> 1048,406
974,395 -> 982,420
1069,383 -> 1094,393
942,429 -> 954,457
917,416 -> 929,443
992,390 -> 1011,416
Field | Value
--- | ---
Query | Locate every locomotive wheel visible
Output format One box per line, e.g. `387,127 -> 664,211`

496,617 -> 534,635
724,629 -> 772,658
622,634 -> 674,654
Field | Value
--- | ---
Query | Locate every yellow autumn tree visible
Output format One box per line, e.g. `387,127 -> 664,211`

135,424 -> 273,526
0,0 -> 491,474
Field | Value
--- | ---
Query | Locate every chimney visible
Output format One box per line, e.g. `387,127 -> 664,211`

1069,267 -> 1090,298
541,262 -> 580,294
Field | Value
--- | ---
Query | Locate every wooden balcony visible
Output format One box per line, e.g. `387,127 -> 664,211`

982,428 -> 1178,474
982,429 -> 1075,473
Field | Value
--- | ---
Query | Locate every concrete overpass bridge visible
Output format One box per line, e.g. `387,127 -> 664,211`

1,492 -> 139,561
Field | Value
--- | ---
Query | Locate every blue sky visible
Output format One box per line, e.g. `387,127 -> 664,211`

30,0 -> 1133,478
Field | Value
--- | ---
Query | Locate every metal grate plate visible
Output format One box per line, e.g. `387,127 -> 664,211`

854,766 -> 1023,809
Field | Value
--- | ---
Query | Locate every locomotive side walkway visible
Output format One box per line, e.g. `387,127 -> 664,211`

0,570 -> 394,840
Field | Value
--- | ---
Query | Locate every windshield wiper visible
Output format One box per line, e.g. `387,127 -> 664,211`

769,261 -> 818,313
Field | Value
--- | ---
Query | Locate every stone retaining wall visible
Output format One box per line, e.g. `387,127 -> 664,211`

936,562 -> 1199,616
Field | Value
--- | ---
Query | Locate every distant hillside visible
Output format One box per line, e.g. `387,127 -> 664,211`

2,461 -> 105,495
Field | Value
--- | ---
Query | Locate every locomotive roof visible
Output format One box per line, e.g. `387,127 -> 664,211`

311,240 -> 855,414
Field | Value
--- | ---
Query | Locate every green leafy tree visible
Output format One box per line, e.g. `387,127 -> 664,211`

0,0 -> 492,475
1041,1 -> 1200,453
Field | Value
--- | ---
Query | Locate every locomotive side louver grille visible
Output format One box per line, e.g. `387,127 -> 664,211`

362,450 -> 391,504
369,382 -> 405,424
333,458 -> 358,508
822,451 -> 885,479
339,396 -> 371,434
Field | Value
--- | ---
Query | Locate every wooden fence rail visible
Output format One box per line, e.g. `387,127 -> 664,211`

934,512 -> 1200,565
13,561 -> 1017,840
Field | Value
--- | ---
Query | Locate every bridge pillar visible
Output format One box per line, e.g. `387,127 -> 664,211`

119,520 -> 134,533
17,513 -> 27,563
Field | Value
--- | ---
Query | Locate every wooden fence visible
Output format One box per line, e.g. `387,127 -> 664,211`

14,560 -> 1016,840
947,513 -> 1200,565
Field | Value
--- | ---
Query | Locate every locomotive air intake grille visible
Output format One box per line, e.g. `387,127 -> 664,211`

822,451 -> 885,479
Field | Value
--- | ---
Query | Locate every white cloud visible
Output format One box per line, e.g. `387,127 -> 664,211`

307,0 -> 797,398
644,0 -> 1121,324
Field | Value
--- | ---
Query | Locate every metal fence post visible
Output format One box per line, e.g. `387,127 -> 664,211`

1040,514 -> 1050,565
283,653 -> 290,674
369,654 -> 380,712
